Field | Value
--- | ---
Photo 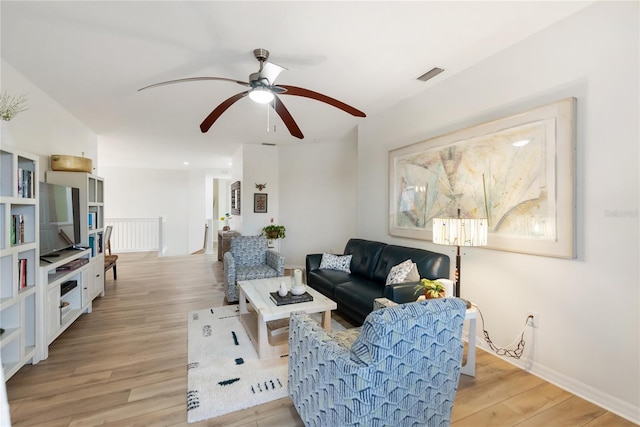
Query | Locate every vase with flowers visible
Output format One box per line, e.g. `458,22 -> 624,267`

220,213 -> 232,231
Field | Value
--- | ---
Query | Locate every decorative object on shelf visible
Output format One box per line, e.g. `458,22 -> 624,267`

220,213 -> 232,231
262,218 -> 285,240
254,193 -> 268,213
389,97 -> 576,259
432,209 -> 488,297
0,91 -> 28,121
255,183 -> 267,191
414,278 -> 446,299
230,181 -> 241,215
50,154 -> 92,173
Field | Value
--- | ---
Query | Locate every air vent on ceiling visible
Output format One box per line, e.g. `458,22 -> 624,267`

417,67 -> 444,82
262,143 -> 276,146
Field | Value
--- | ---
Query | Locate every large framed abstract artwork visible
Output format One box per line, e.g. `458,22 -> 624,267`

389,98 -> 576,258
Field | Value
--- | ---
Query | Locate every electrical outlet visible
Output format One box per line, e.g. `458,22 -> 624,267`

527,311 -> 538,328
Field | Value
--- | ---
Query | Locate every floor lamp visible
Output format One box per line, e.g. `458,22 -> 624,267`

432,210 -> 488,297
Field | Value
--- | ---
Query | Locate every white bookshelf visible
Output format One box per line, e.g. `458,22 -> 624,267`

0,146 -> 40,380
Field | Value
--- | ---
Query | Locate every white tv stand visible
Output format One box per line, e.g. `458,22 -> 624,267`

39,247 -> 92,360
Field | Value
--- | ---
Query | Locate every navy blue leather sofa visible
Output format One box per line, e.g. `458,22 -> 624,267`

306,238 -> 450,325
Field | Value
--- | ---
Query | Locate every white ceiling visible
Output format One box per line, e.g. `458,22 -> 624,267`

1,1 -> 594,170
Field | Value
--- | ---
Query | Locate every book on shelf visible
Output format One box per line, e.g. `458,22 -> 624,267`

11,214 -> 25,245
88,212 -> 97,230
17,168 -> 34,198
269,291 -> 313,306
89,235 -> 95,257
18,258 -> 27,289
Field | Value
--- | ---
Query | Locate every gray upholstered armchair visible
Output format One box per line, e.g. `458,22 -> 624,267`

288,298 -> 467,426
223,235 -> 285,303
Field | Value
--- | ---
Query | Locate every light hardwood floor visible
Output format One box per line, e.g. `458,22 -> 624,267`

5,251 -> 635,426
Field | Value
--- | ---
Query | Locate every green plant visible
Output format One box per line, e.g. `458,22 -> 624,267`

262,224 -> 286,239
414,278 -> 445,298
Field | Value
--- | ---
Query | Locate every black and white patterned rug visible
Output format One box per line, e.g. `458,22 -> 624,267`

188,305 -> 331,423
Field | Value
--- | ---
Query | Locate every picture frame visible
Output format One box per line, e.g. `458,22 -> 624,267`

230,181 -> 241,215
389,98 -> 576,259
254,193 -> 268,213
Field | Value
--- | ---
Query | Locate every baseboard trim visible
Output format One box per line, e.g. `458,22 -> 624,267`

471,337 -> 640,424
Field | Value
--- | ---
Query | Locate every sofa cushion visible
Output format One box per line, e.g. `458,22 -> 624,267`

372,245 -> 450,284
230,235 -> 268,266
343,239 -> 386,279
307,269 -> 352,299
334,279 -> 386,324
319,253 -> 352,273
236,265 -> 279,281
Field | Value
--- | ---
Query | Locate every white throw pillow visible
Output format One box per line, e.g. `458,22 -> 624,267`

385,259 -> 414,285
319,253 -> 352,273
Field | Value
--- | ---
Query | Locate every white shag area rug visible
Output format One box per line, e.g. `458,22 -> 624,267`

187,305 -> 345,423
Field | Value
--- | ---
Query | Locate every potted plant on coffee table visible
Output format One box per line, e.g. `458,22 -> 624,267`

414,278 -> 446,299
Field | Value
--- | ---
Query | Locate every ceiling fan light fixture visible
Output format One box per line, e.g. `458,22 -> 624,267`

249,88 -> 274,104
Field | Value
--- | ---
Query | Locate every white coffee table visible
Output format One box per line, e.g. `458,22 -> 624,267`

237,276 -> 337,359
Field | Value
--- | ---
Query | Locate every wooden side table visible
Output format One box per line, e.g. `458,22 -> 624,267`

217,230 -> 240,261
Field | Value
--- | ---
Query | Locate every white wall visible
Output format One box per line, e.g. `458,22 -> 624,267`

279,138 -> 358,267
99,167 -> 191,256
1,60 -> 97,181
358,1 -> 638,422
239,144 -> 279,236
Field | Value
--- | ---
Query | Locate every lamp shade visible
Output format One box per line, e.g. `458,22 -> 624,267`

248,88 -> 274,104
432,217 -> 488,247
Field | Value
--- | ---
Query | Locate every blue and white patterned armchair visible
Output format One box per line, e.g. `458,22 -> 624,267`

288,298 -> 467,426
223,235 -> 285,303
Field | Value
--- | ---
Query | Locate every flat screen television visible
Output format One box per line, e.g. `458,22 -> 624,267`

39,182 -> 81,258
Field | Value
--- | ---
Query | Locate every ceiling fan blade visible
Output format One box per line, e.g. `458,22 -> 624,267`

278,85 -> 366,117
200,91 -> 249,133
270,95 -> 304,139
138,77 -> 250,91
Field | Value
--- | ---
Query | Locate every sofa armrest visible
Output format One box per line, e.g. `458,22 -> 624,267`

223,251 -> 238,302
382,281 -> 419,304
266,250 -> 285,276
306,253 -> 323,271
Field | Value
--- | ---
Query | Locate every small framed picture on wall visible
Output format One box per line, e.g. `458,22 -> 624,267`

254,193 -> 268,213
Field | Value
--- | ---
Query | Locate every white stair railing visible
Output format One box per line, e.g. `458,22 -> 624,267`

104,217 -> 162,253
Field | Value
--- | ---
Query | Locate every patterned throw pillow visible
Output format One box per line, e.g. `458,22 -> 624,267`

319,253 -> 352,273
385,259 -> 415,285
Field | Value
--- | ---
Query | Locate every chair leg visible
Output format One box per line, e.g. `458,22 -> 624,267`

113,265 -> 117,280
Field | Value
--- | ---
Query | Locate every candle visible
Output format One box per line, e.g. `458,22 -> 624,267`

294,269 -> 302,287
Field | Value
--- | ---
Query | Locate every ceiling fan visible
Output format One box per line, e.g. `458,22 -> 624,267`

138,48 -> 366,139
